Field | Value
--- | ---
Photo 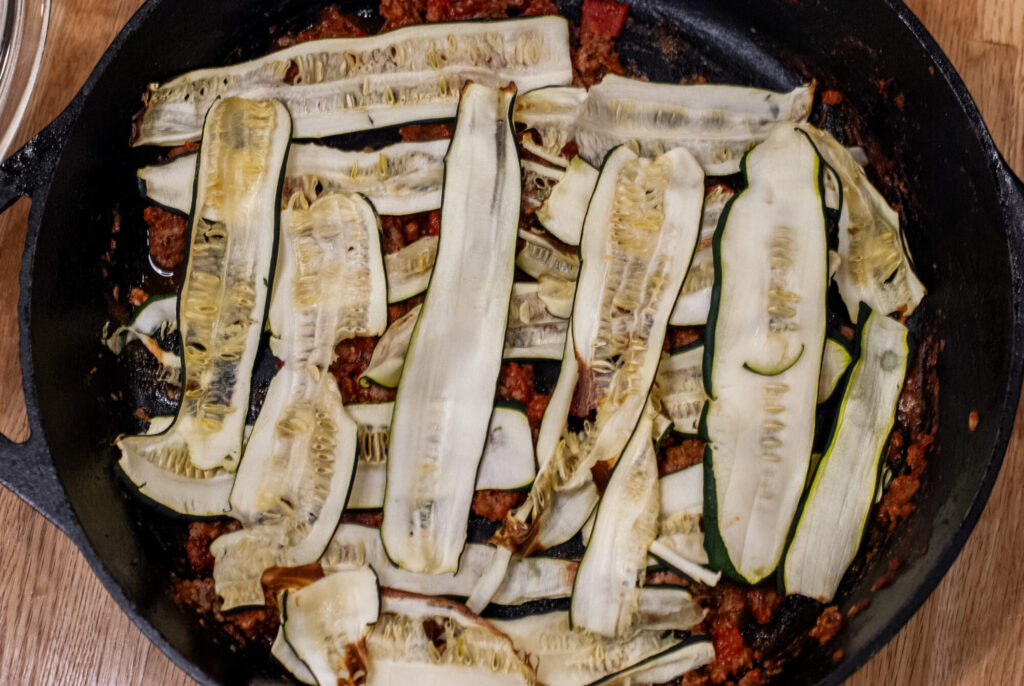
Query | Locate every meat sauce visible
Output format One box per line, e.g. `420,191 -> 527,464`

118,2 -> 941,683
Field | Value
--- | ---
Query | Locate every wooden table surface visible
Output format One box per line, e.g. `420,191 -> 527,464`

0,1 -> 1021,684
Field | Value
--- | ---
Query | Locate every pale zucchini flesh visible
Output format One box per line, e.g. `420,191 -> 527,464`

522,145 -> 705,553
491,610 -> 680,686
138,139 -> 449,216
782,309 -> 908,601
321,524 -> 576,605
798,124 -> 926,321
535,155 -> 599,245
516,228 -> 580,281
576,75 -> 814,175
117,97 -> 291,512
381,83 -> 521,573
669,185 -> 735,327
513,86 -> 587,160
656,344 -> 707,436
360,305 -> 421,389
589,637 -> 716,686
571,410 -> 660,637
135,17 -> 572,146
819,338 -> 853,403
703,126 -> 828,584
346,404 -> 537,509
386,235 -> 438,303
214,192 -> 387,609
282,568 -> 381,686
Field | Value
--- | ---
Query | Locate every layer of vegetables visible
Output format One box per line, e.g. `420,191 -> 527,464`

109,13 -> 929,686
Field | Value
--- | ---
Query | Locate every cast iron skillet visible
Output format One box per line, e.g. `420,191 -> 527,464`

0,0 -> 1022,683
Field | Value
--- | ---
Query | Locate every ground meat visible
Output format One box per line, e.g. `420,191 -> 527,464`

330,337 -> 396,403
497,362 -> 534,406
808,606 -> 842,645
275,7 -> 366,48
665,326 -> 704,351
166,141 -> 199,159
398,122 -> 455,142
472,489 -> 526,521
746,586 -> 782,625
341,510 -> 385,528
659,437 -> 705,476
144,206 -> 187,272
128,287 -> 149,306
185,520 -> 241,576
172,577 -> 278,651
876,474 -> 919,530
423,0 -> 556,22
388,294 -> 425,324
379,211 -> 440,254
572,31 -> 625,88
380,0 -> 428,30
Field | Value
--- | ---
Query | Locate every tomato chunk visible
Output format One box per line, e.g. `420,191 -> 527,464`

580,0 -> 629,37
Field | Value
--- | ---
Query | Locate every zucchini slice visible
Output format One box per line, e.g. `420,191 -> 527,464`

656,344 -> 707,436
282,568 -> 381,686
385,235 -> 437,303
782,310 -> 908,601
576,75 -> 814,175
139,139 -> 449,217
381,83 -> 521,574
818,338 -> 853,403
652,464 -> 722,586
214,192 -> 386,609
360,305 -> 421,389
491,610 -> 681,686
516,229 -> 580,281
589,637 -> 716,686
636,586 -> 706,630
504,281 -> 569,360
535,156 -> 599,245
703,126 -> 828,584
365,590 -> 536,686
514,86 -> 587,160
669,185 -> 736,326
134,17 -> 573,146
346,404 -> 537,509
524,145 -> 705,552
571,409 -> 660,637
536,273 -> 574,318
321,524 -> 575,605
271,627 -> 315,685
117,97 -> 290,508
798,124 -> 926,321
104,295 -> 182,383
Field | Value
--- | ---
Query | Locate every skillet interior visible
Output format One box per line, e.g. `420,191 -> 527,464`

24,0 -> 1020,683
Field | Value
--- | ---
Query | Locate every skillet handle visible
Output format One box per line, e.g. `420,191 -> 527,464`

0,108 -> 78,534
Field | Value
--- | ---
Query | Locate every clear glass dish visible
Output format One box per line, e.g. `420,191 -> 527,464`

0,0 -> 49,159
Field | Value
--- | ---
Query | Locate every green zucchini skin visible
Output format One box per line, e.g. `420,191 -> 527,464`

702,126 -> 829,584
381,83 -> 522,574
116,97 -> 291,514
780,308 -> 908,601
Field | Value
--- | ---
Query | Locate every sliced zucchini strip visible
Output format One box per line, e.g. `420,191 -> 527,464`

635,586 -> 706,630
117,98 -> 290,510
139,139 -> 449,216
703,126 -> 828,584
134,17 -> 572,146
536,273 -> 574,318
535,156 -> 599,245
271,626 -> 315,685
104,295 -> 182,383
381,83 -> 521,574
282,567 -> 381,686
818,338 -> 853,403
590,637 -> 716,686
321,524 -> 575,605
798,124 -> 926,321
656,344 -> 707,436
782,310 -> 908,601
576,75 -> 814,175
386,235 -> 437,303
516,228 -> 580,280
366,590 -> 536,686
491,610 -> 681,686
214,192 -> 386,609
652,464 -> 721,585
571,409 -> 660,637
346,404 -> 537,509
504,281 -> 569,360
360,305 -> 421,389
669,185 -> 735,326
523,145 -> 705,553
514,86 -> 587,160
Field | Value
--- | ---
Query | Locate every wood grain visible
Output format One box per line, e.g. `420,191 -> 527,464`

0,1 -> 1021,684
